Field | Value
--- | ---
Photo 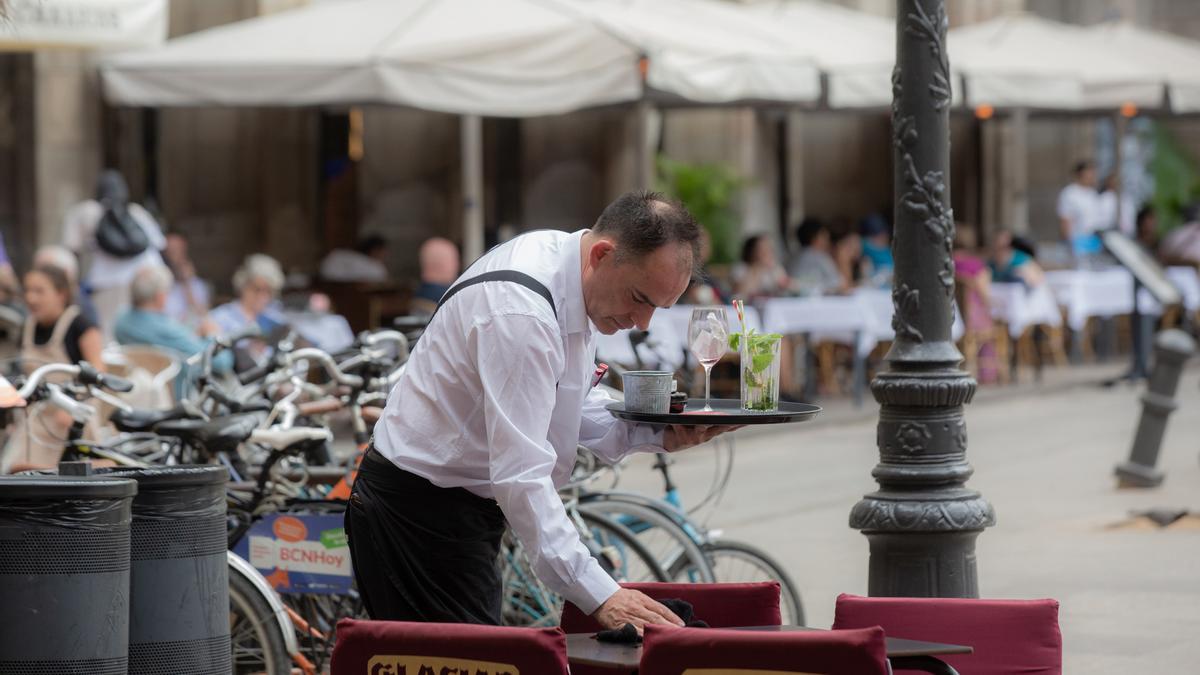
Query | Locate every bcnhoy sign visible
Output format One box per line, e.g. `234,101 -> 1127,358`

366,655 -> 519,675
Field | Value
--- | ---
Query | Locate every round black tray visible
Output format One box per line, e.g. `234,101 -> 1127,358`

606,399 -> 821,426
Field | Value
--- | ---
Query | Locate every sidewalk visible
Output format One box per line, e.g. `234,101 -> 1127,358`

620,360 -> 1200,672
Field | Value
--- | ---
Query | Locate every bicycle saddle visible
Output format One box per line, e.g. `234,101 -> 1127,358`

110,404 -> 198,432
249,426 -> 332,452
156,413 -> 262,454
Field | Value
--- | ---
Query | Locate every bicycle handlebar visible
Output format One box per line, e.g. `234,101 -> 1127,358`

283,348 -> 364,389
17,362 -> 133,399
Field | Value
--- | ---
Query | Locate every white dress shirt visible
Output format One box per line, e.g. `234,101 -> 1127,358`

374,229 -> 665,614
1056,183 -> 1102,238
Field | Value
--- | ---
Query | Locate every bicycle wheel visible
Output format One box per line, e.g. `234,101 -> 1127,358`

687,539 -> 805,626
577,498 -> 715,584
500,510 -> 668,627
289,591 -> 368,672
229,566 -> 292,675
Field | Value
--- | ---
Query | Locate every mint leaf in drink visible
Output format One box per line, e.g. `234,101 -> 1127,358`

729,333 -> 740,352
751,351 -> 774,373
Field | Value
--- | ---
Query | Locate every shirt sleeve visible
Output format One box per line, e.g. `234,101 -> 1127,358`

579,385 -> 666,464
472,312 -> 620,615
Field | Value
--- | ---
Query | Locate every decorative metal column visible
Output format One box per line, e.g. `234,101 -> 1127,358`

849,0 -> 995,598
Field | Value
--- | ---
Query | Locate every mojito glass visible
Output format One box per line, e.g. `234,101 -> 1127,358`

740,333 -> 782,412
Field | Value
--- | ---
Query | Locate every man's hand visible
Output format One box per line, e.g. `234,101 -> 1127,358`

663,424 -> 742,452
593,589 -> 684,632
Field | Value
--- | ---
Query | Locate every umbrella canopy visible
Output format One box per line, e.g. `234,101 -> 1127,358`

564,0 -> 821,105
101,0 -> 642,116
1082,21 -> 1200,113
948,13 -> 1163,110
747,0 -> 895,109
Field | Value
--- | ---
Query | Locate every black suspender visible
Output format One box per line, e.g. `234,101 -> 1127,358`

433,270 -> 558,320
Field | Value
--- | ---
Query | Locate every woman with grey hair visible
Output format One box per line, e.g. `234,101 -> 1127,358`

208,254 -> 288,340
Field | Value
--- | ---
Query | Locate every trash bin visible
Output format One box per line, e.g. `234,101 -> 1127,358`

105,465 -> 232,675
0,475 -> 138,675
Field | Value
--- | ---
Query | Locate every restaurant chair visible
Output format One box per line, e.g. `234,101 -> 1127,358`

832,593 -> 1062,675
329,618 -> 569,675
561,581 -> 782,675
639,624 -> 890,675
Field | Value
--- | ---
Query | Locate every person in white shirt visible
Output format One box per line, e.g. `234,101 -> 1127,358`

350,191 -> 729,629
318,235 -> 390,283
1056,160 -> 1103,259
62,170 -> 166,338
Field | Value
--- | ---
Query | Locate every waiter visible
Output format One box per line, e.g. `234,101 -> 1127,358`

346,191 -> 731,632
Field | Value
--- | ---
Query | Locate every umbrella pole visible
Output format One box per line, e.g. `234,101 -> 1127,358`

461,114 -> 485,264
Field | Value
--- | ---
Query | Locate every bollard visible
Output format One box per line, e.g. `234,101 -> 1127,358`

0,475 -> 138,674
1115,329 -> 1196,488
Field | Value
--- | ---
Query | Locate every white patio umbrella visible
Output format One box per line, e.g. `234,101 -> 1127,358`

746,0 -> 895,109
1082,21 -> 1200,114
560,0 -> 822,105
101,0 -> 643,116
948,13 -> 1163,110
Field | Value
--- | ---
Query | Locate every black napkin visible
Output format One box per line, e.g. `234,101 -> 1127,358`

594,598 -> 710,644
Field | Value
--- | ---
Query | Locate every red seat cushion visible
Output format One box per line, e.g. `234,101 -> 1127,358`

560,581 -> 782,633
561,582 -> 781,675
640,624 -> 889,675
330,618 -> 569,675
832,593 -> 1062,675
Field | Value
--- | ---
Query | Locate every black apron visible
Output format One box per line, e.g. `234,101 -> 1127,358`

346,269 -> 557,624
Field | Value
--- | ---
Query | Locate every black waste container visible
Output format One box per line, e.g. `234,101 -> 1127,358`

106,465 -> 232,675
0,475 -> 138,675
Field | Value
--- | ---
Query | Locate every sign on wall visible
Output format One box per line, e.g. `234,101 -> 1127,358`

0,0 -> 166,50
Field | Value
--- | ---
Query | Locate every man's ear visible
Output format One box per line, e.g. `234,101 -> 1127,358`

589,238 -> 616,268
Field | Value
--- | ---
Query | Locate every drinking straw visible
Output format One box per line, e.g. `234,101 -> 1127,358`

733,298 -> 746,334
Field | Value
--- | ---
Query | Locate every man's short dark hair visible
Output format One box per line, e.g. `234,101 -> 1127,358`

1074,160 -> 1094,176
795,217 -> 826,248
592,191 -> 701,272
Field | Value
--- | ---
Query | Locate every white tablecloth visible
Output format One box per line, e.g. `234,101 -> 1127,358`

760,295 -> 879,357
988,283 -> 1063,338
593,305 -> 761,370
1046,266 -> 1199,326
1045,268 -> 1135,331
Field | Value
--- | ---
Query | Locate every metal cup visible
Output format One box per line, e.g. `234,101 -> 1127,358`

621,371 -> 673,414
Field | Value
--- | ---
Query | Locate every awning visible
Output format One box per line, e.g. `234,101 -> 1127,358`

0,0 -> 166,50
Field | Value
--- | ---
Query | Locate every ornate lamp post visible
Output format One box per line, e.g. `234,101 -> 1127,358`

849,0 -> 995,597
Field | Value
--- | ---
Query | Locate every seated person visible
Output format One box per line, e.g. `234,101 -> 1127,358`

1159,207 -> 1200,266
989,229 -> 1045,287
1134,205 -> 1161,257
787,217 -> 844,295
732,235 -> 790,300
209,254 -> 289,369
162,232 -> 214,332
859,213 -> 894,285
19,264 -> 103,371
3,265 -> 103,471
831,227 -> 863,290
210,254 -> 288,338
683,228 -> 730,305
319,235 -> 390,283
411,237 -> 461,315
954,225 -> 998,383
115,265 -> 232,391
0,232 -> 16,306
33,245 -> 98,325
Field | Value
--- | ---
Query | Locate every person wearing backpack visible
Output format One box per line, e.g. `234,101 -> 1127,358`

63,169 -> 166,338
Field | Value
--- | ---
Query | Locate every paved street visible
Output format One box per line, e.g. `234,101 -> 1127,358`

619,362 -> 1200,673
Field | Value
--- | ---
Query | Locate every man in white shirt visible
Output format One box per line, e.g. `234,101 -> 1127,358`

1057,160 -> 1103,259
348,192 -> 726,630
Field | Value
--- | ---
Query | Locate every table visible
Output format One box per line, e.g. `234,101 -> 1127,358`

567,626 -> 972,674
988,283 -> 1062,338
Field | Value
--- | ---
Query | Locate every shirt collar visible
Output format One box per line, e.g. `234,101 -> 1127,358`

562,229 -> 591,336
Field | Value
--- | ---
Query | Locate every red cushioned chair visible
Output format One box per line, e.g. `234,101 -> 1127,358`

832,593 -> 1062,675
560,581 -> 783,633
640,624 -> 890,675
561,582 -> 782,675
330,618 -> 569,675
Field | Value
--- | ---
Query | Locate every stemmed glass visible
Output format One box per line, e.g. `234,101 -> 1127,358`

688,307 -> 729,411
